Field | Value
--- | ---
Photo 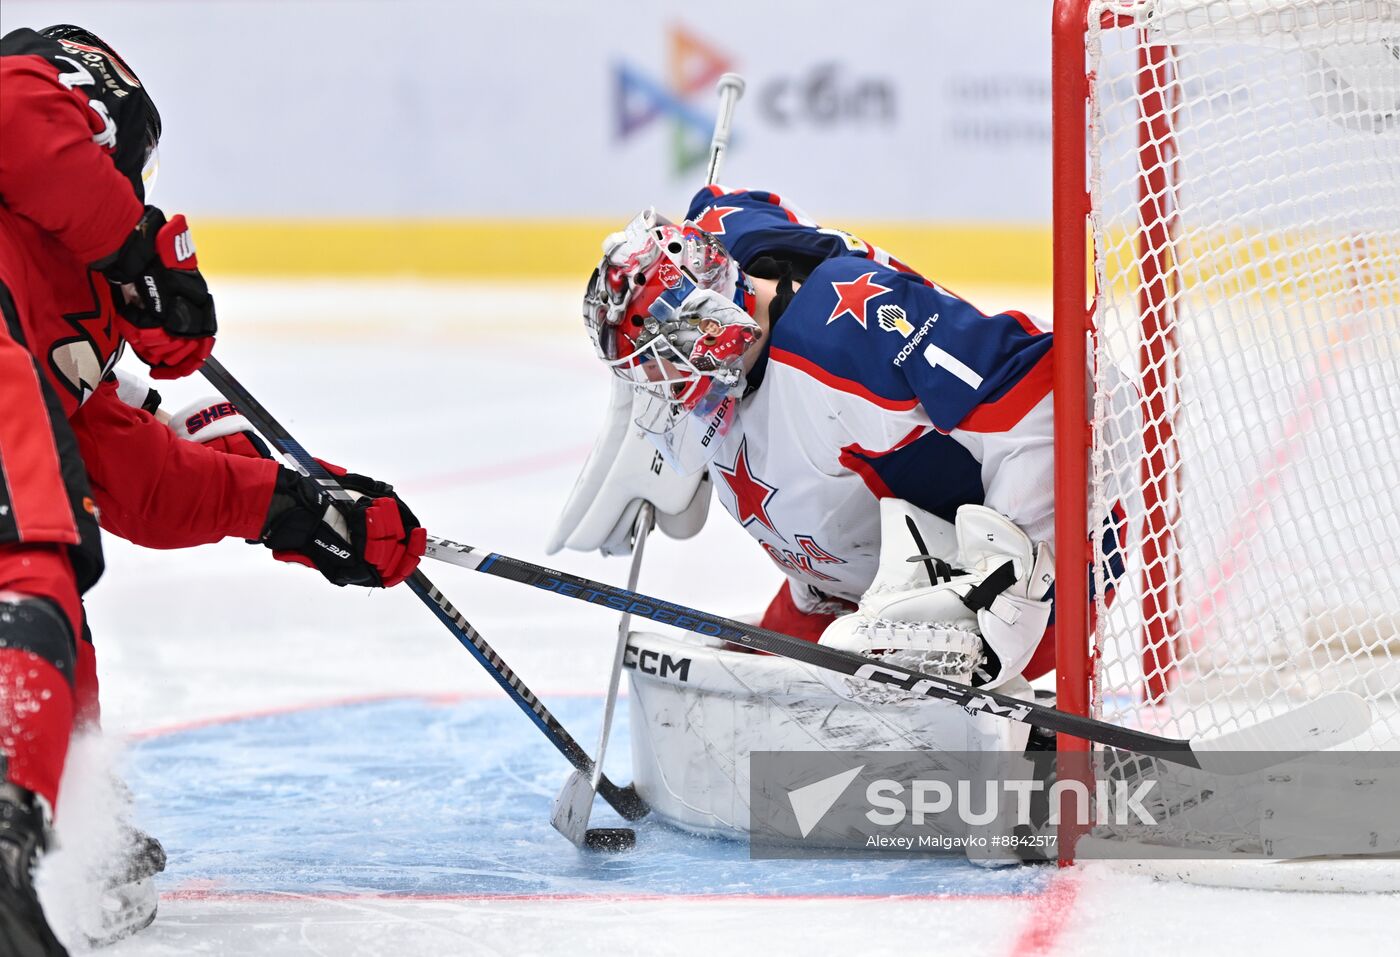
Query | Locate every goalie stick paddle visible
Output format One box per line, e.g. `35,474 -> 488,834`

420,537 -> 1374,774
198,357 -> 649,823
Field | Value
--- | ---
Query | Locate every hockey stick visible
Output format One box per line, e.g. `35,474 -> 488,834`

550,504 -> 652,851
550,71 -> 749,851
198,356 -> 649,822
421,537 -> 1373,775
705,72 -> 746,188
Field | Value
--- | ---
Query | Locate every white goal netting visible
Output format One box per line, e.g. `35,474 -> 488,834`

1079,0 -> 1400,858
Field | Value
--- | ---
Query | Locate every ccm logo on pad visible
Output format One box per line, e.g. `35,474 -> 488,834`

623,645 -> 691,682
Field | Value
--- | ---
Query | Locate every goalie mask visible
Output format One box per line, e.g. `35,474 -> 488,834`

583,210 -> 760,470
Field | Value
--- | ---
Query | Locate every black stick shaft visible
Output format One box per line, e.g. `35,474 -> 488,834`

420,538 -> 1202,768
200,357 -> 649,820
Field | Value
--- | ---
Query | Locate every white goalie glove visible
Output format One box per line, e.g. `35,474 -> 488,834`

820,499 -> 1054,694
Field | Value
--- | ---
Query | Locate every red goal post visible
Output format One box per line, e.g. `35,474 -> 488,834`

1052,0 -> 1175,744
1050,0 -> 1097,865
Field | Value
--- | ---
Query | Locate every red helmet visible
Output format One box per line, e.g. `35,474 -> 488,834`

583,210 -> 758,421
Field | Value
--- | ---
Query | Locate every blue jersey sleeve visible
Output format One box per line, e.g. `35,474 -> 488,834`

685,186 -> 876,272
770,258 -> 1053,435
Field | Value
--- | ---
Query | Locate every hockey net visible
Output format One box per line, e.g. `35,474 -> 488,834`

1053,0 -> 1400,879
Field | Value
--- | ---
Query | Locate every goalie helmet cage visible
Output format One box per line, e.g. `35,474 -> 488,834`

1051,0 -> 1400,886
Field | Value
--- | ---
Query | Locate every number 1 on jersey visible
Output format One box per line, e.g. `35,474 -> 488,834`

922,342 -> 984,389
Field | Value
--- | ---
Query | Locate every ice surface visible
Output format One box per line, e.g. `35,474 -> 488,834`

39,280 -> 1398,956
125,696 -> 1047,897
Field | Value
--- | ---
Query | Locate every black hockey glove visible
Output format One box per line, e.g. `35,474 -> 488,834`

260,467 -> 426,588
96,206 -> 216,379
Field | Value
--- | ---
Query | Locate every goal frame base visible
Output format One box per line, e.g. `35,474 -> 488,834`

1075,838 -> 1400,893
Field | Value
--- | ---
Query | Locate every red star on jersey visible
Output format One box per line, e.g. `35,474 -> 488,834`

826,271 -> 893,328
716,437 -> 781,536
694,205 -> 743,235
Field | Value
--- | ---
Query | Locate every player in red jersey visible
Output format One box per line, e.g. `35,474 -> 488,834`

0,25 -> 426,955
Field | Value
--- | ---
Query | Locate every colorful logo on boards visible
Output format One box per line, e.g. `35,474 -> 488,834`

613,25 -> 736,177
614,24 -> 899,179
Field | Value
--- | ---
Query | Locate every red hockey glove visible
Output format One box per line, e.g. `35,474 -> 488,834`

98,206 -> 216,380
259,466 -> 426,588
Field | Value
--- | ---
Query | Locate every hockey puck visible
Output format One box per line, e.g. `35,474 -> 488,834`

583,827 -> 636,852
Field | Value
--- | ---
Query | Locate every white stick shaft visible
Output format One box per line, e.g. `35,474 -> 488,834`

589,505 -> 652,791
705,73 -> 747,187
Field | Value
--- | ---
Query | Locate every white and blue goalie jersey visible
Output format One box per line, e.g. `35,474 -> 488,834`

684,187 -> 1055,608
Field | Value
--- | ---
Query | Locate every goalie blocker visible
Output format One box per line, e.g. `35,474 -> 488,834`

819,499 -> 1055,694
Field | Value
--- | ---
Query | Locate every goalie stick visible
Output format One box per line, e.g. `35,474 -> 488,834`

550,503 -> 651,852
550,71 -> 750,852
420,537 -> 1374,775
198,356 -> 649,823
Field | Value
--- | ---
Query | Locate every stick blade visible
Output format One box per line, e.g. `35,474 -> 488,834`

601,781 -> 651,822
1191,691 -> 1373,773
550,769 -> 596,846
